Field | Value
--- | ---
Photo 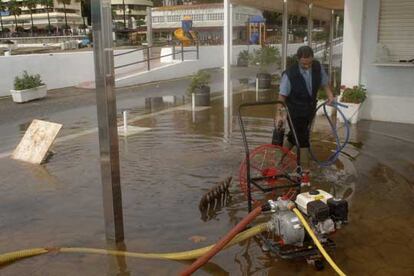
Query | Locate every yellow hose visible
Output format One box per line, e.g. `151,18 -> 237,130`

0,248 -> 49,265
0,222 -> 268,266
292,208 -> 346,276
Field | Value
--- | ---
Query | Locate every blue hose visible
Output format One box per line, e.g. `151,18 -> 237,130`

309,101 -> 350,167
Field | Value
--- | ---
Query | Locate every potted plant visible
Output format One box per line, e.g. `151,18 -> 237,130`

187,70 -> 211,106
11,71 -> 47,103
316,88 -> 333,116
250,46 -> 280,89
338,85 -> 367,124
237,50 -> 250,67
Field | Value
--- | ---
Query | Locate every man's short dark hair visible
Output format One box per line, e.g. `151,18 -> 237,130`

296,46 -> 314,59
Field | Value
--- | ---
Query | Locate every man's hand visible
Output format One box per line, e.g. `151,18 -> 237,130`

324,86 -> 335,105
275,108 -> 287,128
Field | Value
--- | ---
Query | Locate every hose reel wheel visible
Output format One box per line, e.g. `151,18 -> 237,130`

239,144 -> 298,202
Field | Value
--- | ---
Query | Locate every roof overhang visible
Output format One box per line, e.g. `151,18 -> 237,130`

231,0 -> 344,21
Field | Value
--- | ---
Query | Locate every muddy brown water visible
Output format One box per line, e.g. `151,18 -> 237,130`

0,90 -> 413,275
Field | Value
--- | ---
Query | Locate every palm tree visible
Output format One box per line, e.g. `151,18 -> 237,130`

0,1 -> 6,33
75,0 -> 89,28
39,0 -> 53,34
56,0 -> 71,30
8,0 -> 22,31
23,0 -> 38,35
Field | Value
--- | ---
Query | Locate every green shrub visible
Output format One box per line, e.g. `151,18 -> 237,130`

249,46 -> 281,72
14,71 -> 44,90
340,85 -> 367,104
237,50 -> 250,66
317,88 -> 327,100
187,70 -> 211,95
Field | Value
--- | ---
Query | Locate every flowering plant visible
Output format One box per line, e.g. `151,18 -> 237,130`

340,85 -> 367,104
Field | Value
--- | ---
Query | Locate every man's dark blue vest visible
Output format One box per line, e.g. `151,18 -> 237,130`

285,61 -> 321,118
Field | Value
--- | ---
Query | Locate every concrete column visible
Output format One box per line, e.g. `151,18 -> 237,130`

223,0 -> 231,108
341,0 -> 364,87
281,0 -> 288,71
91,0 -> 124,242
307,3 -> 313,47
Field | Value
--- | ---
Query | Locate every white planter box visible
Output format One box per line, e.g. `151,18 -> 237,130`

316,100 -> 333,116
10,85 -> 47,103
338,100 -> 361,124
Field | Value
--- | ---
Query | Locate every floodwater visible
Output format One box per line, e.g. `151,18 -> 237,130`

0,89 -> 413,275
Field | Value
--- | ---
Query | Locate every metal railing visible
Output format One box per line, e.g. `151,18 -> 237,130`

113,41 -> 200,71
313,37 -> 343,54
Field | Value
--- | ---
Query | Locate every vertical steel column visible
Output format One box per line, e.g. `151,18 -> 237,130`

91,0 -> 124,242
329,10 -> 335,82
307,3 -> 313,47
223,0 -> 231,108
172,44 -> 176,60
146,7 -> 152,57
229,3 -> 233,65
196,42 -> 199,60
281,0 -> 288,71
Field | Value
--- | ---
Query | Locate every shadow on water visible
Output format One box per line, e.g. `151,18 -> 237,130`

0,89 -> 413,275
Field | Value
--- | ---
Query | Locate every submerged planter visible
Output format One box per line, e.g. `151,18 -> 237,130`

316,100 -> 333,116
194,85 -> 210,106
256,73 -> 271,89
338,100 -> 362,124
11,85 -> 47,103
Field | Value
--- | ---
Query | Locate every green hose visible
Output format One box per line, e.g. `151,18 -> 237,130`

0,222 -> 269,266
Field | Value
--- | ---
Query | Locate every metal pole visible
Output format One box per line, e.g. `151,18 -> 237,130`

196,41 -> 199,60
328,10 -> 335,82
229,3 -> 233,65
123,110 -> 128,134
181,42 -> 184,61
91,0 -> 124,242
192,93 -> 195,110
307,3 -> 313,47
172,44 -> 176,60
223,0 -> 230,108
146,7 -> 152,57
281,0 -> 288,71
147,46 -> 150,70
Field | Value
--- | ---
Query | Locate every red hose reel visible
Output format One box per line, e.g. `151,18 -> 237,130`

239,144 -> 298,202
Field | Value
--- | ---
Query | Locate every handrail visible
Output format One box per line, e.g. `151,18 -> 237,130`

113,41 -> 199,71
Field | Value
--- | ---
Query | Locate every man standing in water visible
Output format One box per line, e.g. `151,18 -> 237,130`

277,46 -> 335,177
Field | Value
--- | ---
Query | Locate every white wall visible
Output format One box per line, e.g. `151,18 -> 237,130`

116,45 -> 260,87
0,49 -> 144,97
359,0 -> 414,124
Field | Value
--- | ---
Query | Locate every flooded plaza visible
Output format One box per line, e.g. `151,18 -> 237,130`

0,87 -> 413,275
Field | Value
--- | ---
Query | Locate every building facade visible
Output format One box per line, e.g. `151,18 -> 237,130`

0,0 -> 83,31
150,4 -> 263,44
111,0 -> 153,29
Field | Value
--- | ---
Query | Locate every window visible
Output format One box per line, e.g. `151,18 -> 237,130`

378,0 -> 414,61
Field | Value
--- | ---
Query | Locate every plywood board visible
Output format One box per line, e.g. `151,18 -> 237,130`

12,119 -> 62,164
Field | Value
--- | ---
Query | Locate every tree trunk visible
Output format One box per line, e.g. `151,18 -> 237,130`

63,2 -> 68,33
0,16 -> 3,34
30,10 -> 34,36
47,8 -> 51,35
14,15 -> 18,31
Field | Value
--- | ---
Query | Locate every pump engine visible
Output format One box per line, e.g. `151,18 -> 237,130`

267,190 -> 348,248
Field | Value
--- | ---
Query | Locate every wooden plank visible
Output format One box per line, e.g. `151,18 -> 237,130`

11,119 -> 62,164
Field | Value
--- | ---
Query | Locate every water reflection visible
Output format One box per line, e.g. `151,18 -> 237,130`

0,89 -> 413,275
